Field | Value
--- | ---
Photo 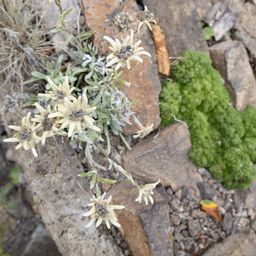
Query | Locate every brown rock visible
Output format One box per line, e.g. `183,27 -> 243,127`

235,2 -> 256,58
83,0 -> 161,134
210,40 -> 256,110
143,0 -> 208,57
110,181 -> 172,256
204,226 -> 256,256
123,123 -> 202,193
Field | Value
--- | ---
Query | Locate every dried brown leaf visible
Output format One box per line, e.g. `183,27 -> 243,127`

200,200 -> 222,222
151,24 -> 170,76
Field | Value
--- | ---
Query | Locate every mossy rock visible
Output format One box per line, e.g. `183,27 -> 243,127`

160,51 -> 256,189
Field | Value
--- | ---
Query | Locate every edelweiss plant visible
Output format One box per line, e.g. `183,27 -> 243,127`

136,6 -> 157,32
84,192 -> 124,229
49,94 -> 100,138
135,180 -> 160,205
104,30 -> 151,70
4,3 -> 160,230
32,103 -> 58,145
38,77 -> 75,105
4,113 -> 40,157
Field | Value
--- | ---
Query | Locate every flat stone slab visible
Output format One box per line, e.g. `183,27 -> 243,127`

123,123 -> 202,194
83,0 -> 161,135
143,0 -> 208,57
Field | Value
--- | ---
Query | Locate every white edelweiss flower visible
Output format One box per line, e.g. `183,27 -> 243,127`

4,112 -> 40,157
32,103 -> 59,145
136,6 -> 157,33
133,122 -> 154,139
104,30 -> 151,70
48,93 -> 100,138
135,180 -> 160,205
38,76 -> 75,105
83,192 -> 124,229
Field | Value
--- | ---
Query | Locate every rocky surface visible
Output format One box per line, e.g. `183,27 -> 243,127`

1,1 -> 256,256
109,181 -> 172,256
204,225 -> 256,256
83,0 -> 161,135
123,123 -> 202,193
210,40 -> 256,110
143,0 -> 208,57
167,168 -> 255,256
1,100 -> 122,255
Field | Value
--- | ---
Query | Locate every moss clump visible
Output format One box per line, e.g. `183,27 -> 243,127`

160,51 -> 256,189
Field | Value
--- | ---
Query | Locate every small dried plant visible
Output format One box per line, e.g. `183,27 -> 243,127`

0,0 -> 53,85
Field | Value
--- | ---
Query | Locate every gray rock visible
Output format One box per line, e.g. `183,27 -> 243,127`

192,209 -> 207,219
192,0 -> 212,20
171,198 -> 180,211
198,168 -> 212,179
210,40 -> 256,110
188,219 -> 201,237
227,0 -> 245,15
205,2 -> 236,41
0,205 -> 15,246
233,191 -> 245,212
21,225 -> 61,256
3,218 -> 39,256
204,227 -> 256,256
245,180 -> 256,211
252,221 -> 256,232
222,212 -> 234,234
0,140 -> 13,182
235,2 -> 256,58
171,214 -> 181,226
143,0 -> 208,57
140,203 -> 173,256
34,0 -> 81,52
123,124 -> 202,194
237,217 -> 250,230
197,182 -> 217,200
